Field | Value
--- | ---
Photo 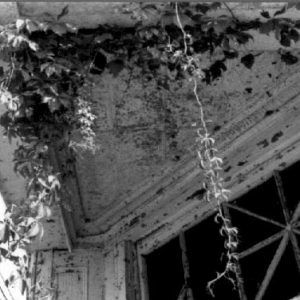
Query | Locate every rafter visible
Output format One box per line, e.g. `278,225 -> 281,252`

255,231 -> 289,300
238,230 -> 284,260
274,172 -> 291,222
225,203 -> 285,229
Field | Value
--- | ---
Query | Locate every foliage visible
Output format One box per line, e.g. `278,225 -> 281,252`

0,2 -> 299,298
0,8 -> 96,298
169,3 -> 239,296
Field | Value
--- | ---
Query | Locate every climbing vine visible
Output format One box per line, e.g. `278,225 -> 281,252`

0,7 -> 97,298
0,2 -> 300,298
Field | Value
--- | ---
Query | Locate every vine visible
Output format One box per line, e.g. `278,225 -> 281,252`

0,2 -> 299,298
0,8 -> 97,298
171,3 -> 238,296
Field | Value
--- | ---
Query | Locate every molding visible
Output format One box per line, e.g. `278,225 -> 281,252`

77,84 -> 300,250
77,73 -> 300,246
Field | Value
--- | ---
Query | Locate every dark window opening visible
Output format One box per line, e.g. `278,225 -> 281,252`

145,160 -> 300,300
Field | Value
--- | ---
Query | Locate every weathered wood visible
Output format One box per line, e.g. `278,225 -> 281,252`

289,232 -> 300,273
238,230 -> 284,260
125,241 -> 141,300
255,231 -> 289,300
103,242 -> 128,300
225,203 -> 285,229
35,250 -> 54,298
274,172 -> 291,221
78,79 -> 300,250
55,266 -> 88,300
292,201 -> 300,224
177,233 -> 194,300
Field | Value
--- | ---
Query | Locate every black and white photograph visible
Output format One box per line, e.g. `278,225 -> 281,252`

0,2 -> 299,300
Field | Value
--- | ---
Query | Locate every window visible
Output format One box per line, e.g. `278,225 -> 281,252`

145,161 -> 300,300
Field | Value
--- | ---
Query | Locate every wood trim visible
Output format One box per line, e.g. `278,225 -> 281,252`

255,231 -> 289,300
225,203 -> 285,229
124,241 -> 141,300
238,230 -> 284,260
274,172 -> 291,222
78,84 -> 300,249
137,254 -> 149,300
54,266 -> 88,300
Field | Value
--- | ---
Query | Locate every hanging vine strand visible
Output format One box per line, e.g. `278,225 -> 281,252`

174,3 -> 239,296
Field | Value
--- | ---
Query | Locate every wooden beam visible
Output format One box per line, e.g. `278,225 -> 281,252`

238,230 -> 284,260
255,231 -> 289,300
274,172 -> 291,222
124,241 -> 141,300
225,203 -> 285,229
78,72 -> 300,250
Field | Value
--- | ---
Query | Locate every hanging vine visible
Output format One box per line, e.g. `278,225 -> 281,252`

0,2 -> 299,298
168,3 -> 239,296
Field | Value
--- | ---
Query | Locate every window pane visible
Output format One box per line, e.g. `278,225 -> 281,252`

185,216 -> 240,300
146,237 -> 184,300
239,239 -> 280,299
228,207 -> 280,252
232,178 -> 285,224
263,242 -> 300,300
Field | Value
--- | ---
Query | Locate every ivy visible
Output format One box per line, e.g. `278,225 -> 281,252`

0,7 -> 96,298
0,2 -> 300,298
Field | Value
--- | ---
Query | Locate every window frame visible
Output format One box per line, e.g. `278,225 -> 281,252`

136,141 -> 300,300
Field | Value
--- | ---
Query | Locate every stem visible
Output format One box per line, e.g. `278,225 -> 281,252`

175,3 -> 188,55
173,3 -> 239,296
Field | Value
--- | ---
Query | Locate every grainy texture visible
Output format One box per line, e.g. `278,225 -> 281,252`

33,248 -> 104,300
74,50 -> 300,238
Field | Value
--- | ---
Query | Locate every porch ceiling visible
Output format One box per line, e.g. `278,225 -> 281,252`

1,3 -> 300,250
75,49 -> 300,238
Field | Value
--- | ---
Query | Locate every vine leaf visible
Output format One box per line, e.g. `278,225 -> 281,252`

0,223 -> 9,243
240,53 -> 255,69
280,51 -> 298,65
273,5 -> 287,17
50,23 -> 68,36
195,4 -> 210,15
25,20 -> 39,33
27,222 -> 41,238
0,247 -> 8,258
289,28 -> 299,43
259,20 -> 274,35
16,19 -> 25,31
260,11 -> 270,19
57,5 -> 69,21
223,50 -> 238,59
280,31 -> 291,47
